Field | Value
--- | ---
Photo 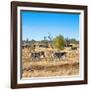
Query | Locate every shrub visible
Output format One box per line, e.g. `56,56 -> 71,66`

53,35 -> 65,50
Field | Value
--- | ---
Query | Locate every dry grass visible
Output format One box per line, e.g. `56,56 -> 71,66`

22,47 -> 79,78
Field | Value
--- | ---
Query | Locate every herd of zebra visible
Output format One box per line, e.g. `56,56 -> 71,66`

30,51 -> 67,61
29,46 -> 78,61
22,42 -> 78,61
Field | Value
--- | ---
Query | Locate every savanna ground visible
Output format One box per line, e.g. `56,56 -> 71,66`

22,47 -> 79,78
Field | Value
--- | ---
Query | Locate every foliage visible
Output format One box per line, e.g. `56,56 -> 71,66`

65,37 -> 70,45
26,38 -> 29,43
30,39 -> 35,43
53,35 -> 65,50
70,38 -> 79,44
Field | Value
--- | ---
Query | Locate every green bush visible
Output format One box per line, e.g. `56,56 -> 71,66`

53,35 -> 65,50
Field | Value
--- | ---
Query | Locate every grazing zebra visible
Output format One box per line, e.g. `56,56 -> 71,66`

30,51 -> 45,61
53,52 -> 66,60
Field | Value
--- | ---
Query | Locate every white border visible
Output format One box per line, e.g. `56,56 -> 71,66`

17,7 -> 84,84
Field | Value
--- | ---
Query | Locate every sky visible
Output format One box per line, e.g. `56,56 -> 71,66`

21,11 -> 80,41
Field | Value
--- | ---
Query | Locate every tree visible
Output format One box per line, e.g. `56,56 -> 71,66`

53,35 -> 65,50
65,37 -> 70,46
48,33 -> 52,41
30,39 -> 35,44
44,36 -> 47,41
26,38 -> 29,43
41,36 -> 48,43
70,38 -> 78,44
